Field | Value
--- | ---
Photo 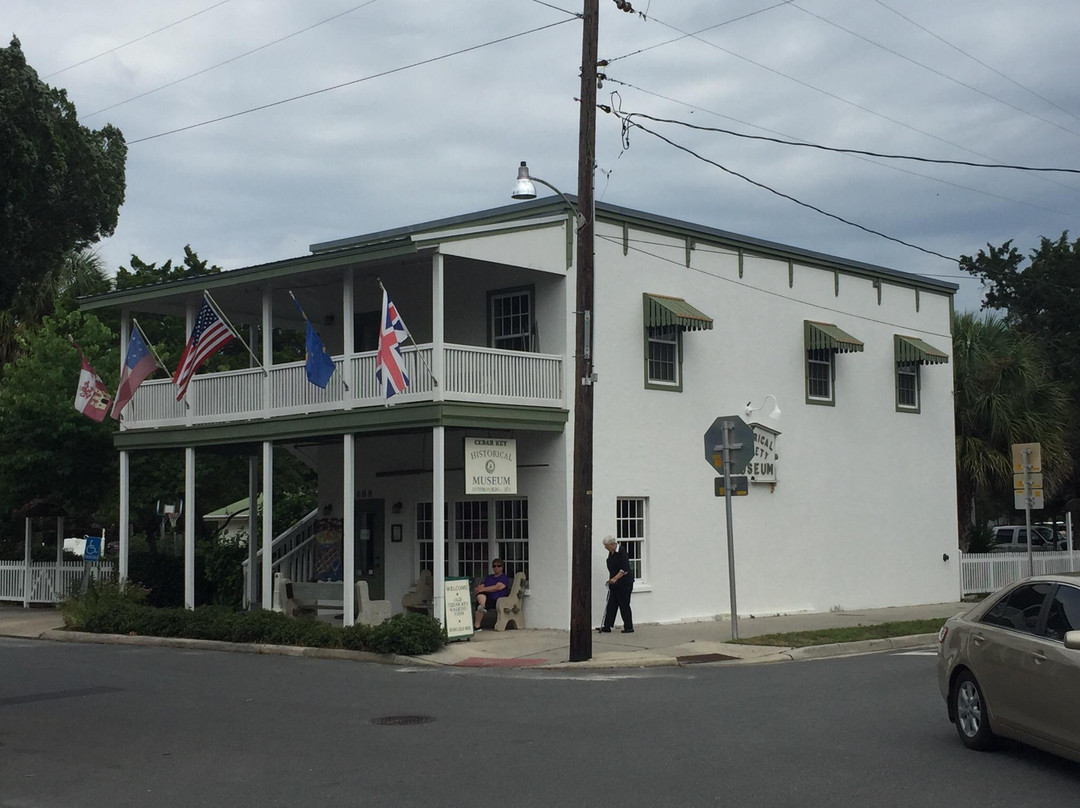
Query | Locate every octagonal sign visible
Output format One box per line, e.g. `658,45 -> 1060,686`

703,416 -> 756,472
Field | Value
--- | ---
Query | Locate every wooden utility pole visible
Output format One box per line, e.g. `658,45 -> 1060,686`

569,0 -> 599,662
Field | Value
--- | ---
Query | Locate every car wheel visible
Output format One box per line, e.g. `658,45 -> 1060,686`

952,670 -> 995,751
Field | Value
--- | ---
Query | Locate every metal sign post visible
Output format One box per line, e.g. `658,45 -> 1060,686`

1012,443 -> 1042,577
704,415 -> 754,641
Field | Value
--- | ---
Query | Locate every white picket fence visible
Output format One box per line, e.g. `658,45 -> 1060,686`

0,561 -> 116,605
960,551 -> 1080,596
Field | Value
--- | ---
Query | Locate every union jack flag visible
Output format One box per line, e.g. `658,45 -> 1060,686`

375,287 -> 410,400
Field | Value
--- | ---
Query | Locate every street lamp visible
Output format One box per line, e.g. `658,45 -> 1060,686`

512,162 -> 582,224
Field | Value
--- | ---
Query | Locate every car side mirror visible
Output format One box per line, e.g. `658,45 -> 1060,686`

1065,630 -> 1080,651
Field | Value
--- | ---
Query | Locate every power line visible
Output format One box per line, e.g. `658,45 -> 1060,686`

614,112 -> 959,263
789,2 -> 1080,141
609,11 -> 1080,200
602,77 -> 1078,220
128,18 -> 575,144
43,0 -> 235,79
606,1 -> 792,63
528,0 -> 581,17
82,0 -> 382,120
872,0 -> 1080,126
617,110 -> 1080,174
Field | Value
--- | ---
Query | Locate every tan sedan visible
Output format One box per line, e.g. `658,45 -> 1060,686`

937,572 -> 1080,762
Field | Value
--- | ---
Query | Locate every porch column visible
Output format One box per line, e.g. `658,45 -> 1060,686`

119,450 -> 129,582
432,425 -> 446,626
184,447 -> 195,609
343,433 -> 356,626
24,517 -> 31,608
247,455 -> 258,609
432,253 -> 444,401
55,516 -> 63,601
261,287 -> 272,416
342,268 -> 354,406
261,441 -> 274,610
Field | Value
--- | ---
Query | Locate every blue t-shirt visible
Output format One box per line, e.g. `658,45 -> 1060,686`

482,572 -> 511,603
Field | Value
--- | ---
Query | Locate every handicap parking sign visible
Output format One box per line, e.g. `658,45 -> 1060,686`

83,536 -> 102,562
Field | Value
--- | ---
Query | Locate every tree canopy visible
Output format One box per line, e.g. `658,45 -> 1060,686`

0,37 -> 127,310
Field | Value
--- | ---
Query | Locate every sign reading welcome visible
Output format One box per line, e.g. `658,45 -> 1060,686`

465,437 -> 517,495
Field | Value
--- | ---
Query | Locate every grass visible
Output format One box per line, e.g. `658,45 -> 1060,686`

731,618 -> 948,648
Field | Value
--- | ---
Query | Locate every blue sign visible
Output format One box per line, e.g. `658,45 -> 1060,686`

83,536 -> 102,562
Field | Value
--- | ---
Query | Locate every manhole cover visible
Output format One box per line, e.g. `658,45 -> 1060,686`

371,715 -> 435,726
676,653 -> 737,664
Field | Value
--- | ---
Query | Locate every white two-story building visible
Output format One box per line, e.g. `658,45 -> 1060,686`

83,197 -> 960,629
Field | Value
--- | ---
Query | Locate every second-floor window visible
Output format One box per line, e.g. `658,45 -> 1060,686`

489,287 -> 533,352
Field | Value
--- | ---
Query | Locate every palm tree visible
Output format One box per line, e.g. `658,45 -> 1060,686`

0,248 -> 110,372
953,312 -> 1072,542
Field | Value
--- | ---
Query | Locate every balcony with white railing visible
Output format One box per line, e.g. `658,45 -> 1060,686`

124,343 -> 564,429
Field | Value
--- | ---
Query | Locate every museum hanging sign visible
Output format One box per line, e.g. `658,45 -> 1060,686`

465,437 -> 518,495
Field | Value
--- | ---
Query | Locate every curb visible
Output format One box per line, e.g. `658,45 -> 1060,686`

41,628 -> 415,667
786,633 -> 938,660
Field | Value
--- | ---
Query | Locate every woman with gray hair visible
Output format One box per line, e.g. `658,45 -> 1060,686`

598,536 -> 634,633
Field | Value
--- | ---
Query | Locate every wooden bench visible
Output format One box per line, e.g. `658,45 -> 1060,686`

478,571 -> 527,631
401,569 -> 433,614
272,574 -> 391,625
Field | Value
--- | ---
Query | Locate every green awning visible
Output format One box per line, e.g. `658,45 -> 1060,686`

644,293 -> 713,331
895,335 -> 949,365
805,321 -> 864,353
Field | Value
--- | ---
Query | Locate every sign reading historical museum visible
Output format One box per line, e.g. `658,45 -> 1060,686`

465,437 -> 517,495
744,424 -> 780,484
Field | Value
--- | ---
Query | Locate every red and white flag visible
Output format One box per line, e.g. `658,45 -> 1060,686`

375,287 -> 410,400
73,343 -> 111,422
172,295 -> 237,401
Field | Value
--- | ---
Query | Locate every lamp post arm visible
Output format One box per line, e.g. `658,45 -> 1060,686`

530,177 -> 584,226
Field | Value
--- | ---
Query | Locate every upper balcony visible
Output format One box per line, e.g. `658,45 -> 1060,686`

82,203 -> 579,440
125,342 -> 564,429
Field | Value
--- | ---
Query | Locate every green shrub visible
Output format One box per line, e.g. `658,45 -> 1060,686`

367,612 -> 446,655
59,588 -> 445,656
60,578 -> 149,630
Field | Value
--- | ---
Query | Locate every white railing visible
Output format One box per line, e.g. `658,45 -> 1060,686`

960,550 -> 1080,596
0,561 -> 117,604
241,509 -> 318,608
124,343 -> 562,429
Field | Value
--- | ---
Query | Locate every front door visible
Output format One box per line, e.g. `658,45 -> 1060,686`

355,499 -> 385,600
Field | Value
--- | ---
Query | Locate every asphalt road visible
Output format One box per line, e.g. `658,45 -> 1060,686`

2,640 -> 1077,807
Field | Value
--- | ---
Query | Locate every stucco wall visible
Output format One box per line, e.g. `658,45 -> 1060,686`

588,220 -> 958,625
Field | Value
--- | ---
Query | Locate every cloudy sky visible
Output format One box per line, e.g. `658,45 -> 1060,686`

9,0 -> 1080,312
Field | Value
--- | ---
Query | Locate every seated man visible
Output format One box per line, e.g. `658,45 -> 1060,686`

473,559 -> 510,630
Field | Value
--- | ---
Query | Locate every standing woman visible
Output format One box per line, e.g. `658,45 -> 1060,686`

599,536 -> 634,633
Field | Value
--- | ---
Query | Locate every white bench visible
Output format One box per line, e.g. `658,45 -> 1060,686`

272,574 -> 391,625
401,569 -> 433,614
478,572 -> 527,631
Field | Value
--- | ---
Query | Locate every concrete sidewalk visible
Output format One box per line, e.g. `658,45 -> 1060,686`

0,600 -> 968,669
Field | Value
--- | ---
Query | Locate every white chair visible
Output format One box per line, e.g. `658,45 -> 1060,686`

355,580 -> 392,626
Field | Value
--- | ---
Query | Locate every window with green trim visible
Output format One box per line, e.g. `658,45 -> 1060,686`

896,363 -> 919,411
647,325 -> 681,387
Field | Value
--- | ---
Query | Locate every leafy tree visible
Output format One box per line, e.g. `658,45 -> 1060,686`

0,304 -> 118,529
0,37 -> 126,310
952,312 -> 1071,543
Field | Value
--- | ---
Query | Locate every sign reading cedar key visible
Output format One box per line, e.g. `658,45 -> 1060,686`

465,437 -> 517,495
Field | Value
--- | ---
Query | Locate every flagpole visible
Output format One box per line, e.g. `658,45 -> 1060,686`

376,277 -> 439,388
202,290 -> 267,376
129,318 -> 190,412
287,290 -> 350,391
131,318 -> 171,373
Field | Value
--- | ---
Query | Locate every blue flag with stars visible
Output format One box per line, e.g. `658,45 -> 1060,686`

305,321 -> 336,388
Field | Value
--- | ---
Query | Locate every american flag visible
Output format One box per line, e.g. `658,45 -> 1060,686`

172,296 -> 237,401
375,287 -> 410,400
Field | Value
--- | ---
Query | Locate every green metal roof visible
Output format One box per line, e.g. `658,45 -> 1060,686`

895,334 -> 949,365
644,293 -> 714,331
805,321 -> 864,353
